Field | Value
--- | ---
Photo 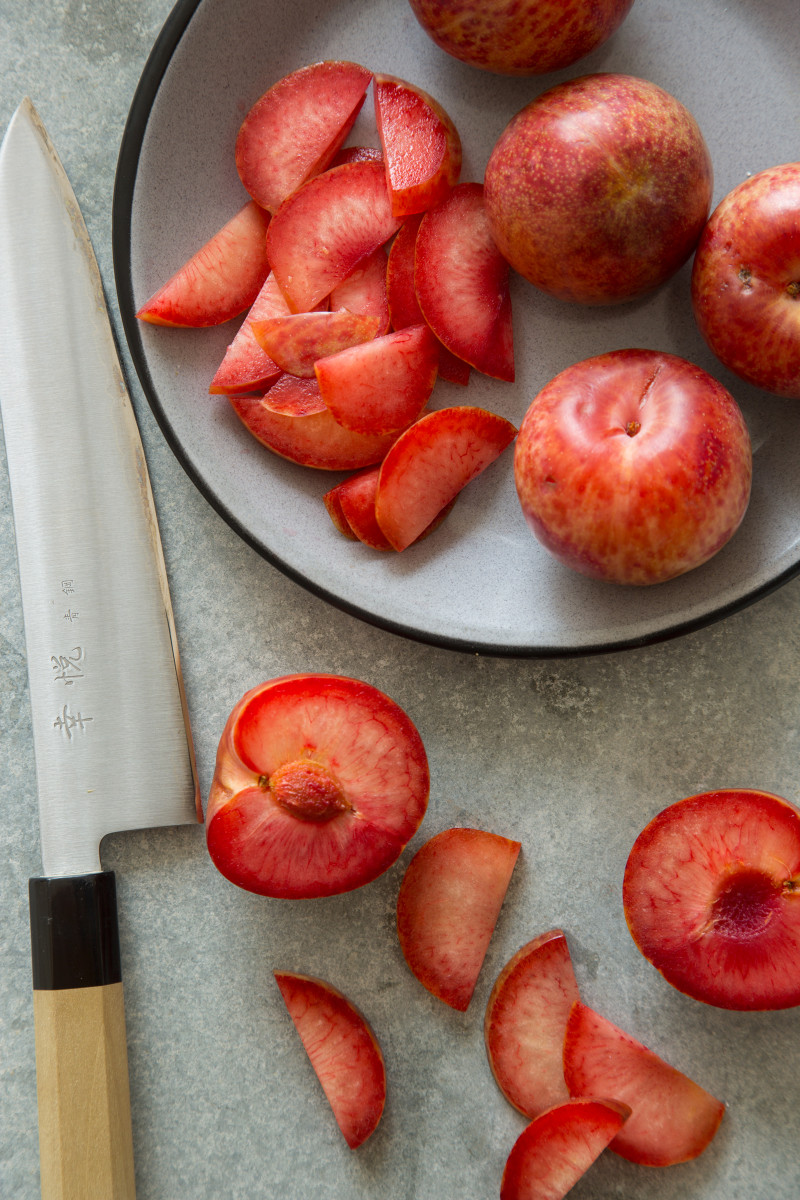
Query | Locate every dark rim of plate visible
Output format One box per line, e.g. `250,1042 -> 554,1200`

110,0 -> 800,660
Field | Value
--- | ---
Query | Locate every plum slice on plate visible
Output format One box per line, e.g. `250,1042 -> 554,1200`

266,159 -> 403,312
229,382 -> 403,471
235,60 -> 372,213
206,674 -> 429,897
315,324 -> 438,435
374,73 -> 461,217
209,272 -> 289,395
136,200 -> 270,327
386,213 -> 470,385
396,827 -> 521,1011
324,467 -> 392,550
375,405 -> 517,551
329,247 -> 390,334
323,466 -> 456,551
563,1001 -> 725,1166
623,788 -> 800,1010
251,309 -> 379,378
501,1099 -> 631,1200
274,972 -> 386,1149
485,930 -> 579,1118
415,183 -> 514,381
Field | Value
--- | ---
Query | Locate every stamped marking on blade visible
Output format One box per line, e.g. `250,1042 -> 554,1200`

60,578 -> 80,622
53,705 -> 93,740
51,647 -> 84,684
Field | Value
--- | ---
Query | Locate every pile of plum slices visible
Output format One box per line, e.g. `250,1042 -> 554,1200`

137,61 -> 516,553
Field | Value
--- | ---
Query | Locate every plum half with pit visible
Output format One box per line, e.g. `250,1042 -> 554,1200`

624,788 -> 800,1010
206,674 -> 429,898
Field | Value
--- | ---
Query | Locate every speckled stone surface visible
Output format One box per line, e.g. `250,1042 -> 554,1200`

2,2 -> 800,1199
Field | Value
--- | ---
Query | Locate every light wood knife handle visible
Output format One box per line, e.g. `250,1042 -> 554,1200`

29,873 -> 136,1200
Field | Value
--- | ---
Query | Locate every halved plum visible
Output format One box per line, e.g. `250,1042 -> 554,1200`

415,183 -> 514,381
501,1099 -> 631,1200
563,1001 -> 725,1166
386,214 -> 470,385
315,324 -> 438,435
396,827 -> 521,1011
137,200 -> 270,327
266,159 -> 403,312
251,309 -> 380,377
375,405 -> 517,551
274,972 -> 386,1149
235,61 -> 372,213
329,247 -> 390,334
206,674 -> 429,898
623,788 -> 800,1010
229,386 -> 402,470
374,73 -> 462,217
484,930 -> 579,1118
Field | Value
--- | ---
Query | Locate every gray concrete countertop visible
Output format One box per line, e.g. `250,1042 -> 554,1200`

2,2 -> 799,1198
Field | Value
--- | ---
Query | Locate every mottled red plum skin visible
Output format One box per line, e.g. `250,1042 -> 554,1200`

514,349 -> 752,585
691,162 -> 800,398
484,73 -> 712,304
624,789 -> 800,1010
408,0 -> 636,76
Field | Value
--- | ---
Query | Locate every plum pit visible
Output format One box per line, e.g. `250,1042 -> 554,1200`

268,759 -> 351,822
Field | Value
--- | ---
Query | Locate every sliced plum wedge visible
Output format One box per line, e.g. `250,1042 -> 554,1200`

501,1099 -> 631,1200
274,972 -> 386,1149
485,930 -> 579,1118
235,60 -> 372,213
396,827 -> 521,1011
251,309 -> 380,378
563,1001 -> 725,1166
386,213 -> 470,385
266,159 -> 403,312
229,383 -> 403,471
375,405 -> 516,551
415,183 -> 514,381
374,73 -> 461,217
315,324 -> 438,435
137,200 -> 270,327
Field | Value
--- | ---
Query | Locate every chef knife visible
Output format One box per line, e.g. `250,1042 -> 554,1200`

0,99 -> 201,1199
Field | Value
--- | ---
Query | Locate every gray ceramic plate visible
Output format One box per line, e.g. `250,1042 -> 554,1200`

114,0 -> 800,656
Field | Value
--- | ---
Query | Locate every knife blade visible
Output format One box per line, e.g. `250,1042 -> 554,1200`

0,98 -> 201,1200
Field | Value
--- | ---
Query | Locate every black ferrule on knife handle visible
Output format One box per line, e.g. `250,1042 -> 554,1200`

29,872 -> 122,991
